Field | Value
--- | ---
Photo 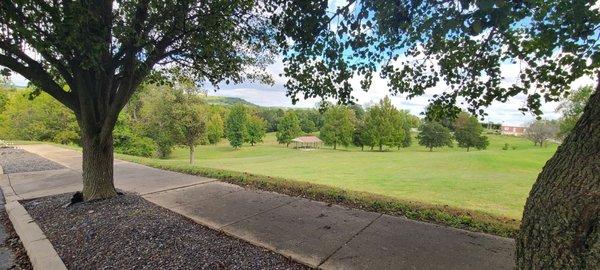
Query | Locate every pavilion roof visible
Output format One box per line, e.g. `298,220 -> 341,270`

291,136 -> 322,143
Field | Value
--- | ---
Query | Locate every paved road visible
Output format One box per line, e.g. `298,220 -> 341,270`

5,144 -> 515,269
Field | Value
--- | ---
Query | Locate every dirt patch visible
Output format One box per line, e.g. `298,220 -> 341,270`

22,193 -> 308,269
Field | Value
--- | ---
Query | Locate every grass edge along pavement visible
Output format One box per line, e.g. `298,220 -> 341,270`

13,142 -> 520,238
118,154 -> 520,238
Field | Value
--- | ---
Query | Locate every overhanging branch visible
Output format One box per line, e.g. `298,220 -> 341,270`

0,54 -> 78,112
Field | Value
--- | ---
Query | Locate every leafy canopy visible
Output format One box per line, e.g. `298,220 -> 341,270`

276,111 -> 302,146
454,112 -> 489,151
246,114 -> 267,146
362,96 -> 410,150
226,104 -> 248,149
556,85 -> 594,138
0,0 -> 277,145
206,111 -> 225,145
275,0 -> 600,118
417,121 -> 453,151
320,105 -> 355,149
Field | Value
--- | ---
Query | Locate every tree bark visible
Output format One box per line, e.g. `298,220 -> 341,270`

189,145 -> 195,164
516,76 -> 600,268
81,130 -> 117,201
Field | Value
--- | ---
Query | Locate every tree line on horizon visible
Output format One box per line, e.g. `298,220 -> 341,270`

0,83 -> 591,159
2,81 -> 551,157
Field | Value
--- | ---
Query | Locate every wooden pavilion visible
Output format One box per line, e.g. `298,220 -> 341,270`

291,136 -> 323,149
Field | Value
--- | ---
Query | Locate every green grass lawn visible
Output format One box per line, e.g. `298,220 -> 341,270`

135,132 -> 556,220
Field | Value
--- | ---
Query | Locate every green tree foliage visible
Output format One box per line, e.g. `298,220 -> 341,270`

417,121 -> 453,152
246,114 -> 267,146
226,105 -> 248,149
352,120 -> 367,151
556,85 -> 593,139
349,103 -> 366,120
0,89 -> 79,144
113,114 -> 156,157
0,89 -> 7,113
258,108 -> 281,132
300,117 -> 317,133
172,85 -> 207,164
131,84 -> 179,158
276,111 -> 302,147
0,0 -> 278,200
454,113 -> 489,151
525,120 -> 559,147
400,112 -> 413,148
206,111 -> 225,145
320,106 -> 355,149
363,96 -> 410,151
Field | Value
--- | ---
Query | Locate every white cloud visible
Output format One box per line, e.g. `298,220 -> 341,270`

8,54 -> 594,126
207,56 -> 594,126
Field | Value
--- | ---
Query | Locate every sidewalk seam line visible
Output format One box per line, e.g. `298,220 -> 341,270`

219,197 -> 301,229
317,213 -> 383,268
173,189 -> 244,208
140,180 -> 217,196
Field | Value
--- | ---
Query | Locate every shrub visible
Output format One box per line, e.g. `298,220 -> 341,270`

53,129 -> 80,145
113,117 -> 156,157
121,136 -> 156,157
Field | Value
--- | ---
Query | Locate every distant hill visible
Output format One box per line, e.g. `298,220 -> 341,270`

204,96 -> 258,107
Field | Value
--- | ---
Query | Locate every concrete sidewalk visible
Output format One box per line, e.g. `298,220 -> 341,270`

8,144 -> 515,269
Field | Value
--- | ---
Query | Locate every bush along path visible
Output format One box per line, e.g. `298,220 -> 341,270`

13,144 -> 515,269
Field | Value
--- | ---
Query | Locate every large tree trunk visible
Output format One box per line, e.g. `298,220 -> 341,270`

516,76 -> 600,268
81,130 -> 117,201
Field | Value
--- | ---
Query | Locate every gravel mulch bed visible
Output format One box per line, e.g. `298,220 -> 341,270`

0,206 -> 32,270
0,148 -> 65,174
23,193 -> 308,270
0,188 -> 32,270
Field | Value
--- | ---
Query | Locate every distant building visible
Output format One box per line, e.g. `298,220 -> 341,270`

291,136 -> 323,149
501,125 -> 527,136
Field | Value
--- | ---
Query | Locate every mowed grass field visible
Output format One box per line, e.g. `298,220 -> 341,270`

137,132 -> 557,220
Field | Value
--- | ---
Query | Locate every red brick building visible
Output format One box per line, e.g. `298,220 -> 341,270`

501,125 -> 527,136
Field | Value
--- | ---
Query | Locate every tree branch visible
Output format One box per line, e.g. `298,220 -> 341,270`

0,54 -> 77,111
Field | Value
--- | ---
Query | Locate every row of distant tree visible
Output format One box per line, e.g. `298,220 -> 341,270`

521,85 -> 594,147
0,84 -> 592,161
